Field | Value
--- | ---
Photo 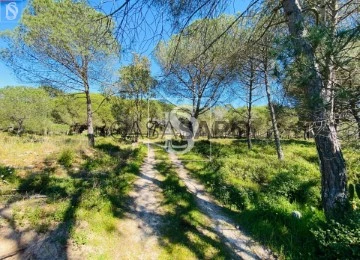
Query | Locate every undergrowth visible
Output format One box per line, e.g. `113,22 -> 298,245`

179,139 -> 360,259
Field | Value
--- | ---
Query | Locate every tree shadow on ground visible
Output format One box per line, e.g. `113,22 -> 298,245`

154,158 -> 237,259
231,138 -> 314,147
0,142 -> 144,259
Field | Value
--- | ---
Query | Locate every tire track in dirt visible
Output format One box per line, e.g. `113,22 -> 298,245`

168,151 -> 275,260
116,144 -> 165,260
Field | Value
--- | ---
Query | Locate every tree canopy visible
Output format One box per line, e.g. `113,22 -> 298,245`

156,15 -> 243,118
0,0 -> 119,146
0,86 -> 53,134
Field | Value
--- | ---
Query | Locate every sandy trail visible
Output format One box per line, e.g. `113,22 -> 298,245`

168,151 -> 274,260
116,144 -> 165,260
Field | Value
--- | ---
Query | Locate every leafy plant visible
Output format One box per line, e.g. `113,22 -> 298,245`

312,213 -> 360,259
0,165 -> 17,183
58,149 -> 75,168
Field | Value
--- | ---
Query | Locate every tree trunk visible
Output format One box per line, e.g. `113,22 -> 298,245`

265,80 -> 284,160
282,0 -> 348,220
17,120 -> 24,136
264,55 -> 284,160
246,62 -> 254,150
85,89 -> 95,147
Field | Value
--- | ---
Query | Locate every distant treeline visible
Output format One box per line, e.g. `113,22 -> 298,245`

0,86 -> 358,141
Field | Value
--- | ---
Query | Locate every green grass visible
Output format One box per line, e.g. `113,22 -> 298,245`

153,147 -> 235,259
1,134 -> 359,259
0,134 -> 147,258
178,138 -> 360,259
58,149 -> 75,168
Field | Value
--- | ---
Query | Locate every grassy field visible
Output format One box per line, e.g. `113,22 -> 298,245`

179,139 -> 360,259
0,133 -> 241,259
1,134 -> 359,259
0,133 -> 146,258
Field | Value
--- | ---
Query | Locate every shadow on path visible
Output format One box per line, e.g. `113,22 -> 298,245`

167,150 -> 275,260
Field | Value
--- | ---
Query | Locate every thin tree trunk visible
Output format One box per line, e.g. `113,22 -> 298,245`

81,56 -> 95,147
264,60 -> 284,160
282,0 -> 348,220
17,120 -> 24,136
85,88 -> 95,147
353,113 -> 360,140
246,62 -> 254,150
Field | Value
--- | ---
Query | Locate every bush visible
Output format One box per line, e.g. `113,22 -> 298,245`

0,165 -> 17,183
266,171 -> 320,207
202,159 -> 257,210
58,149 -> 75,168
312,213 -> 360,259
80,188 -> 110,211
228,185 -> 254,210
18,173 -> 74,199
266,172 -> 302,200
19,174 -> 50,194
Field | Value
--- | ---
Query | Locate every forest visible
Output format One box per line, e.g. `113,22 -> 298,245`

0,0 -> 359,259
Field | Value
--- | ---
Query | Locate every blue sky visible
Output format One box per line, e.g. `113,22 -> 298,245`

0,0 -> 29,87
0,0 -> 252,90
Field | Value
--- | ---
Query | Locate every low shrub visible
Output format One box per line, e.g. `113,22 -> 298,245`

0,165 -> 17,183
312,212 -> 360,259
18,174 -> 74,198
58,149 -> 75,168
266,172 -> 320,207
80,188 -> 111,212
19,174 -> 51,193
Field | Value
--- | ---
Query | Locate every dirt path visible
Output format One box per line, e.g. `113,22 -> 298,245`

168,151 -> 274,260
0,145 -> 166,260
0,199 -> 46,260
1,144 -> 273,259
116,144 -> 165,259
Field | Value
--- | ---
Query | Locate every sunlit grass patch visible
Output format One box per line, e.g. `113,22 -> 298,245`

0,132 -> 88,169
11,199 -> 69,233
